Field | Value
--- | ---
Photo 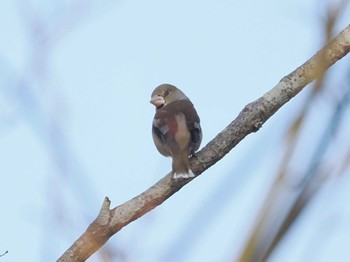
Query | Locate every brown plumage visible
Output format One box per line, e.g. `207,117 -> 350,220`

150,84 -> 202,179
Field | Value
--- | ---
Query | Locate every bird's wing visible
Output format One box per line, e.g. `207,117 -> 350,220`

173,100 -> 202,154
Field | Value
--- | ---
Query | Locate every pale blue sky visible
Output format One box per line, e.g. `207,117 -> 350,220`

1,1 -> 350,261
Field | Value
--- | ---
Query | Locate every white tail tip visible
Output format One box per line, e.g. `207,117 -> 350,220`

173,169 -> 195,179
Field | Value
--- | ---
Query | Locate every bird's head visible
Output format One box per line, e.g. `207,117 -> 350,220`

150,84 -> 188,109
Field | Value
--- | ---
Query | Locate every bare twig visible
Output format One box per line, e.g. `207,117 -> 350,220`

58,24 -> 350,262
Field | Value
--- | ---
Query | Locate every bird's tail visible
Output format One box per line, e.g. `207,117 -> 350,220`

172,153 -> 195,179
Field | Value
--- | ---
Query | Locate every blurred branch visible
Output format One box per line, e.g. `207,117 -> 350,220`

336,148 -> 350,176
0,250 -> 8,257
313,0 -> 349,92
58,24 -> 350,261
238,1 -> 350,258
301,85 -> 350,186
9,2 -> 120,260
262,85 -> 350,261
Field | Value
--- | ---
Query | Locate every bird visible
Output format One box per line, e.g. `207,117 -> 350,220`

150,84 -> 202,179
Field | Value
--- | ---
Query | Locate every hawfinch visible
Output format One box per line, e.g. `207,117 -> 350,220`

150,84 -> 202,179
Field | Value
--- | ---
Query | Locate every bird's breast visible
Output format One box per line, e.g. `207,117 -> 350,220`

174,113 -> 190,150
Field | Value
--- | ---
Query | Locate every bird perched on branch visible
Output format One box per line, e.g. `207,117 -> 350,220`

150,84 -> 202,179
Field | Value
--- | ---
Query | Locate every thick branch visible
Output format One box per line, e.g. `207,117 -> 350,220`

58,24 -> 350,261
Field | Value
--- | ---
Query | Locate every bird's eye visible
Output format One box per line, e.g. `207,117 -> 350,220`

164,90 -> 169,97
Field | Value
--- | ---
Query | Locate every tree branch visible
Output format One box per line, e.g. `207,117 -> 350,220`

57,24 -> 350,261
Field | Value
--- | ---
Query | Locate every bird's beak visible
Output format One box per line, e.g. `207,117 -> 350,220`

150,95 -> 165,108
